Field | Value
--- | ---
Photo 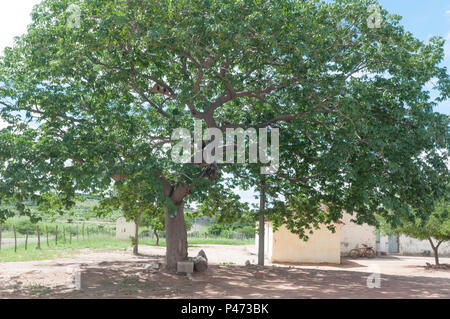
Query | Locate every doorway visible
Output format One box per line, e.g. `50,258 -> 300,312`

388,234 -> 399,253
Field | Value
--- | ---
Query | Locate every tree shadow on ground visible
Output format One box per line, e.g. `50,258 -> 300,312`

2,261 -> 449,299
274,259 -> 366,269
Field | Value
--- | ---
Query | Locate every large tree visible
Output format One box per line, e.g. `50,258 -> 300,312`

0,0 -> 449,270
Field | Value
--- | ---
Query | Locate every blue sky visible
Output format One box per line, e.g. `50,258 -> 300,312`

378,0 -> 450,115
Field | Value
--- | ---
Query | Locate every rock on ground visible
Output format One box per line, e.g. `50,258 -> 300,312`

194,256 -> 208,273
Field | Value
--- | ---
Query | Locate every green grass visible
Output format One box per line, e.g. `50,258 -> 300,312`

0,235 -> 130,262
188,238 -> 253,245
0,235 -> 254,262
116,276 -> 155,295
26,283 -> 52,296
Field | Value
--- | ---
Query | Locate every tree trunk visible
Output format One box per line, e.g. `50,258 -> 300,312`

13,225 -> 17,253
258,179 -> 266,266
258,215 -> 265,266
165,203 -> 188,271
36,225 -> 41,250
154,230 -> 160,246
133,211 -> 142,255
433,247 -> 440,266
0,224 -> 2,251
25,229 -> 28,250
428,238 -> 442,266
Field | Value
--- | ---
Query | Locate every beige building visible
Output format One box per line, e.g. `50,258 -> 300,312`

272,222 -> 341,264
340,213 -> 377,255
377,234 -> 450,256
256,212 -> 376,264
115,217 -> 136,241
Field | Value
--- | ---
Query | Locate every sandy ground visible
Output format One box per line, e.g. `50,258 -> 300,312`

0,244 -> 449,299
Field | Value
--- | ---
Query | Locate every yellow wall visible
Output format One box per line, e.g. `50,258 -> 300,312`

271,223 -> 341,264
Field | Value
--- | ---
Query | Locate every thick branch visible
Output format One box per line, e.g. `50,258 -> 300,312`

131,84 -> 171,118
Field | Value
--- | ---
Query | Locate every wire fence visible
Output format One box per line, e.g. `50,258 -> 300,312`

0,221 -> 116,252
0,221 -> 255,252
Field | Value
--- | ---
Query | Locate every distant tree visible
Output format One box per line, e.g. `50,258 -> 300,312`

141,210 -> 165,246
95,176 -> 161,255
379,200 -> 450,265
208,223 -> 224,236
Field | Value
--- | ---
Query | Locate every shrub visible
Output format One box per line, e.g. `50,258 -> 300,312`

221,229 -> 234,239
236,226 -> 256,238
208,223 -> 224,236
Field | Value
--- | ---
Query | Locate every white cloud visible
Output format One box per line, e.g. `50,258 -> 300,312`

446,10 -> 450,15
0,0 -> 43,53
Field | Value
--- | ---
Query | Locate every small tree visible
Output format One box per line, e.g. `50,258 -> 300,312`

379,201 -> 450,265
141,213 -> 165,246
95,177 -> 162,255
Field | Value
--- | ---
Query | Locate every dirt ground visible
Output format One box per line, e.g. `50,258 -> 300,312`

0,244 -> 449,299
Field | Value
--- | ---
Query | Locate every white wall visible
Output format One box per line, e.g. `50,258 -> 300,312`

399,235 -> 450,256
377,234 -> 390,253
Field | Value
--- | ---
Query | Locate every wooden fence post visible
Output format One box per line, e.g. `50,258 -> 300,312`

0,224 -> 2,251
36,225 -> 41,250
76,225 -> 79,240
70,226 -> 72,244
82,222 -> 85,240
55,225 -> 58,246
46,226 -> 49,247
13,225 -> 17,253
25,229 -> 29,250
63,226 -> 66,243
